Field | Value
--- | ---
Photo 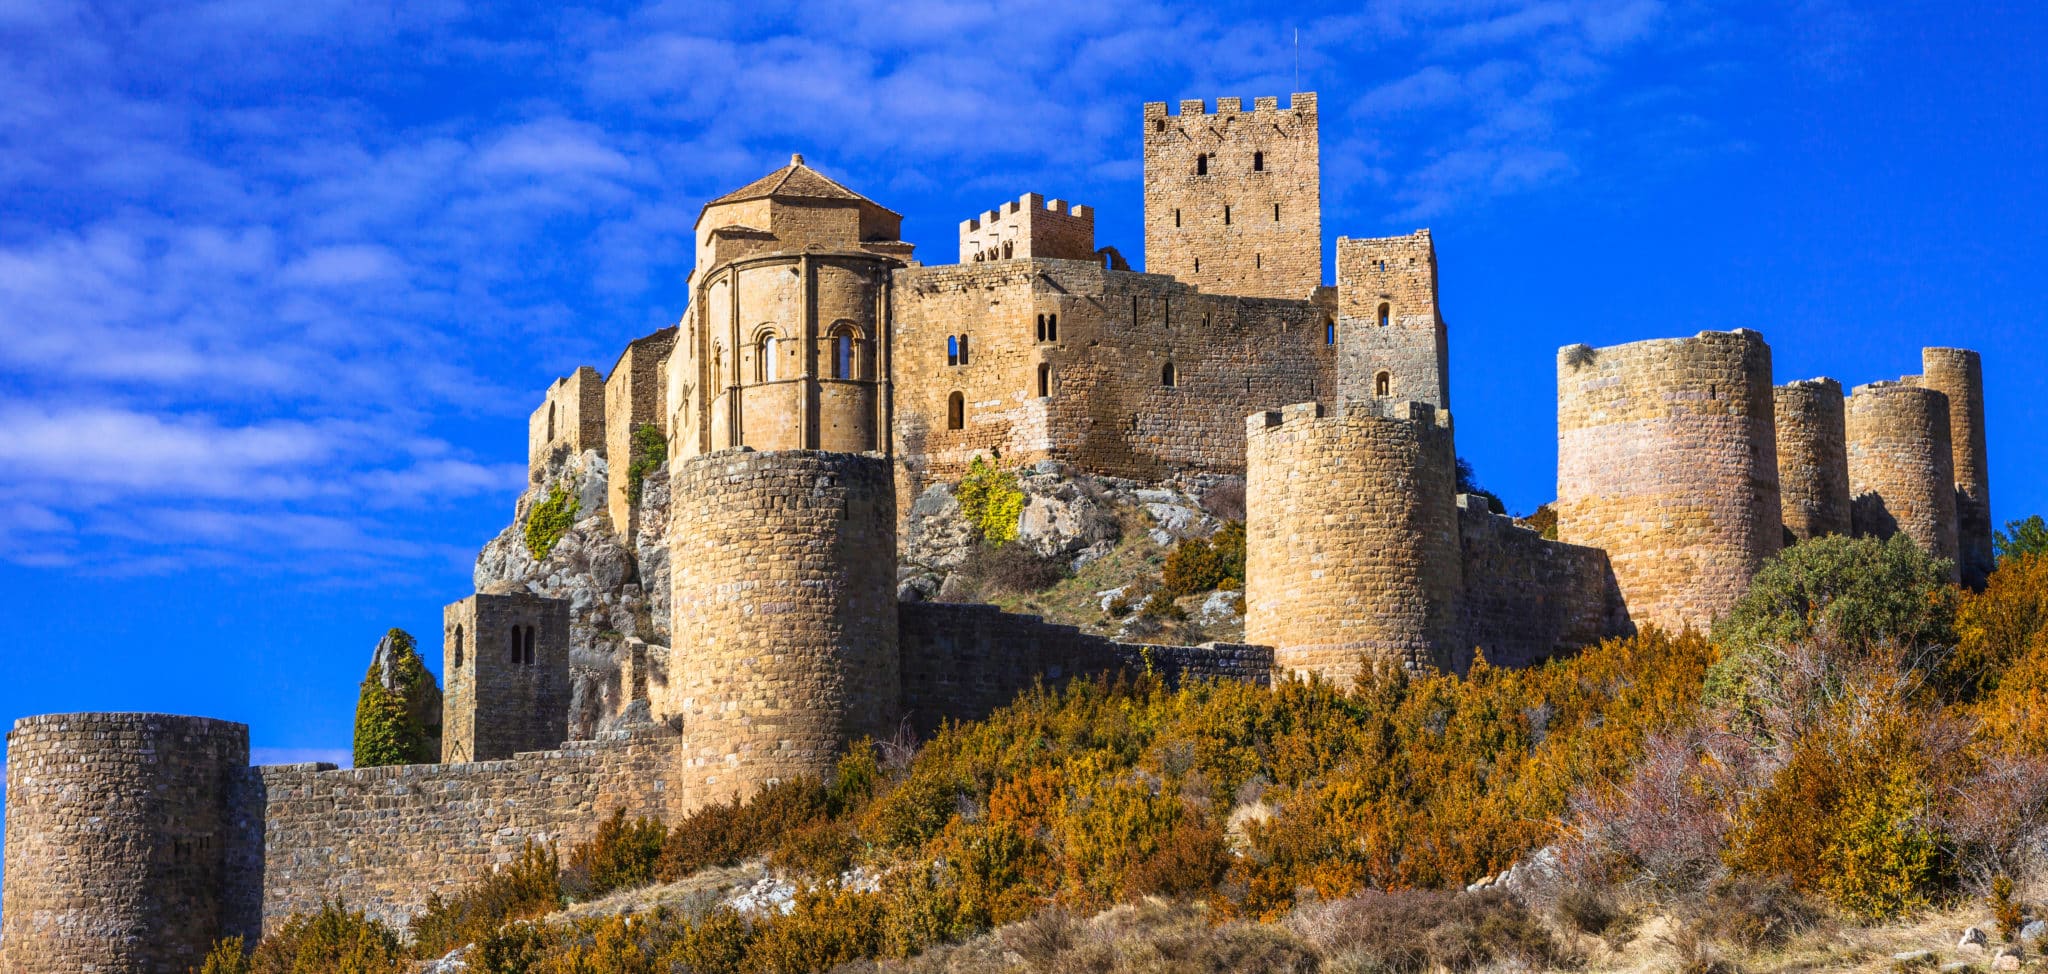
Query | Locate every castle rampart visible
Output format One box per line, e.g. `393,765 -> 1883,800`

1846,380 -> 1959,577
1774,378 -> 1852,542
3,713 -> 259,974
1335,230 -> 1448,408
1555,329 -> 1781,632
667,449 -> 901,802
528,366 -> 606,481
1916,348 -> 1992,586
604,326 -> 676,535
1244,399 -> 1463,683
1455,496 -> 1630,669
959,192 -> 1097,264
1142,93 -> 1321,299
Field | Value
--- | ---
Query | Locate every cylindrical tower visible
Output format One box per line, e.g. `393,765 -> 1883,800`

1918,348 -> 1991,587
1556,329 -> 1781,632
3,713 -> 251,974
1846,381 -> 1958,577
1245,399 -> 1463,684
668,449 -> 900,801
1774,378 -> 1851,542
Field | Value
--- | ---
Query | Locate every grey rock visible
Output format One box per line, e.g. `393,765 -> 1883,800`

904,483 -> 974,571
1017,486 -> 1118,559
1894,950 -> 1935,965
1196,589 -> 1242,625
2022,920 -> 2046,947
1961,927 -> 1989,951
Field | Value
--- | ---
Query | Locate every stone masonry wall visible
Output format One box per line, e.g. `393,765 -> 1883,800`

897,602 -> 1271,736
529,366 -> 606,482
1245,400 -> 1464,684
3,714 -> 259,974
667,449 -> 900,805
1774,378 -> 1852,542
1556,330 -> 1781,632
1916,347 -> 1992,586
441,593 -> 571,763
960,193 -> 1096,264
1846,380 -> 1959,577
1143,94 -> 1320,299
1335,231 -> 1449,408
1455,496 -> 1631,670
891,259 -> 1337,488
605,326 -> 677,536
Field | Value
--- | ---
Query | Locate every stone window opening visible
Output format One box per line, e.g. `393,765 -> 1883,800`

1274,203 -> 1281,221
1255,253 -> 1261,269
1253,150 -> 1265,171
1378,303 -> 1391,328
947,335 -> 959,366
546,402 -> 555,441
1376,371 -> 1392,397
1193,256 -> 1200,273
1002,240 -> 1013,259
1154,119 -> 1165,132
1223,204 -> 1232,225
453,625 -> 464,670
523,625 -> 536,667
829,323 -> 863,380
1174,208 -> 1181,228
1038,363 -> 1054,398
1047,313 -> 1058,341
1036,314 -> 1046,342
754,329 -> 779,383
507,627 -> 520,665
1195,153 -> 1208,176
958,333 -> 970,365
1325,319 -> 1336,344
1161,361 -> 1177,387
947,391 -> 965,430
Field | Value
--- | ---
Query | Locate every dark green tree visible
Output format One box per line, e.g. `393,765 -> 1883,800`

1995,514 -> 2048,564
352,628 -> 442,768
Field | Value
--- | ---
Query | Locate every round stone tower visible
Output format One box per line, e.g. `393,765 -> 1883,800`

3,713 -> 251,974
1245,399 -> 1463,685
1846,381 -> 1959,577
667,449 -> 900,802
1917,348 -> 1991,587
1556,329 -> 1781,632
1774,378 -> 1852,542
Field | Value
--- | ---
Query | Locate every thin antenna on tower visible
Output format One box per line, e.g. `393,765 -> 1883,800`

1294,27 -> 1300,91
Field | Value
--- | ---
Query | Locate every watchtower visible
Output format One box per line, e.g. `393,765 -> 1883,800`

1142,93 -> 1321,299
442,593 -> 572,762
1335,230 -> 1449,408
1915,348 -> 1991,586
1845,381 -> 1959,578
1775,378 -> 1852,542
528,366 -> 606,482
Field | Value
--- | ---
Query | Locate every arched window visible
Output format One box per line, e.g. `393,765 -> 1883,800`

1376,371 -> 1392,397
957,334 -> 970,365
754,330 -> 779,382
1046,313 -> 1058,341
546,402 -> 555,441
508,626 -> 520,665
1038,363 -> 1053,397
1378,303 -> 1391,328
1001,240 -> 1013,259
1154,119 -> 1165,132
1161,361 -> 1177,387
1195,153 -> 1208,176
947,391 -> 965,430
1253,150 -> 1265,172
523,626 -> 536,667
829,323 -> 861,380
1036,314 -> 1046,342
947,335 -> 959,366
453,625 -> 464,670
1325,320 -> 1336,345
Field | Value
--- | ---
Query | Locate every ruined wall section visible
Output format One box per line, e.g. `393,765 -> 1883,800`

1556,330 -> 1781,632
1916,348 -> 1992,586
960,193 -> 1096,264
1774,378 -> 1852,542
1335,231 -> 1448,408
1455,496 -> 1630,670
441,593 -> 571,763
528,366 -> 606,482
604,326 -> 676,536
667,450 -> 900,804
1846,381 -> 1959,576
3,714 -> 257,974
890,260 -> 1337,489
1143,94 -> 1320,299
1245,400 -> 1463,684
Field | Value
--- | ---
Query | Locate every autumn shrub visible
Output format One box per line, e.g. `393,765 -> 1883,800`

1682,877 -> 1823,953
1288,888 -> 1567,974
243,901 -> 405,974
407,843 -> 562,957
1161,521 -> 1246,597
655,778 -> 831,881
954,541 -> 1067,594
1198,479 -> 1245,521
1946,552 -> 2048,704
563,807 -> 668,900
956,456 -> 1025,546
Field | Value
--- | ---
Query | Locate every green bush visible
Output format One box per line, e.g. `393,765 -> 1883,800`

241,901 -> 405,973
351,629 -> 440,768
956,456 -> 1025,546
524,484 -> 578,560
1996,515 -> 2048,565
1162,521 -> 1246,598
626,423 -> 667,506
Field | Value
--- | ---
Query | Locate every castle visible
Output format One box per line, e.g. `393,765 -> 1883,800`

1,93 -> 1993,972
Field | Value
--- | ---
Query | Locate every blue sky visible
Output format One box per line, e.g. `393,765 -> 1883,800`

0,0 -> 2042,763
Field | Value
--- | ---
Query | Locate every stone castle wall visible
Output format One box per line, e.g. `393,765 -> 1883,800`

604,327 -> 676,535
1556,329 -> 1781,633
1335,231 -> 1448,408
667,449 -> 901,804
960,193 -> 1096,264
1454,496 -> 1631,669
1774,378 -> 1852,542
1846,381 -> 1959,577
890,259 -> 1337,486
1916,348 -> 1992,586
1244,400 -> 1463,683
1143,94 -> 1320,299
3,714 -> 260,974
529,366 -> 606,481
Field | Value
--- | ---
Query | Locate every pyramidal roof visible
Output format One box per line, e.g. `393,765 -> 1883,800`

704,154 -> 896,215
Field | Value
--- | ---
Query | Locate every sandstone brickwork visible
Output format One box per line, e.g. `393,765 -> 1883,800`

1916,348 -> 1992,586
1335,231 -> 1449,408
604,326 -> 676,535
960,193 -> 1096,264
1245,400 -> 1463,683
1846,380 -> 1959,577
667,449 -> 901,802
528,365 -> 606,482
1143,94 -> 1320,299
1775,378 -> 1852,542
1455,495 -> 1631,669
3,713 -> 259,974
441,593 -> 571,763
1556,330 -> 1782,633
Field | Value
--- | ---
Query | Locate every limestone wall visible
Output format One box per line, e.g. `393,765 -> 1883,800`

668,449 -> 900,804
604,327 -> 676,535
1917,348 -> 1992,586
891,259 -> 1337,486
1335,231 -> 1448,408
1846,381 -> 1958,576
441,593 -> 571,763
960,193 -> 1096,264
3,713 -> 259,974
1775,378 -> 1852,542
528,366 -> 606,482
1244,400 -> 1464,683
1454,496 -> 1631,669
1556,330 -> 1781,632
1142,94 -> 1321,299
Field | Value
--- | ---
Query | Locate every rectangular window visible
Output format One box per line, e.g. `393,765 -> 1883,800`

1223,205 -> 1231,225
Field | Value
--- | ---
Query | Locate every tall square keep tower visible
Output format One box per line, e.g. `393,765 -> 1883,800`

1142,93 -> 1321,300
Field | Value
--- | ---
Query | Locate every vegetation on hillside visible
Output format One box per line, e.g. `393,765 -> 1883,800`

955,456 -> 1025,547
625,423 -> 667,506
351,628 -> 441,768
524,484 -> 578,560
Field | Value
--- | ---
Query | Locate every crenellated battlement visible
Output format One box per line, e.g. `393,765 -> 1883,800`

1143,92 -> 1316,118
957,191 -> 1098,264
1245,397 -> 1450,439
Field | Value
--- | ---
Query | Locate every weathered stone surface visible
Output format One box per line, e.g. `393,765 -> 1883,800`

1848,380 -> 1959,579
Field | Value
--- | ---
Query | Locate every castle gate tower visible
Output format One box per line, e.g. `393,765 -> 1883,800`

1556,329 -> 1781,632
3,713 -> 256,974
1774,378 -> 1852,542
1142,94 -> 1321,299
1846,381 -> 1959,579
1916,348 -> 1992,586
1335,230 -> 1448,408
1245,399 -> 1463,684
442,593 -> 572,762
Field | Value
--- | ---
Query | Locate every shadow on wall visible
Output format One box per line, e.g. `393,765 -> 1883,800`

1852,493 -> 1900,541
